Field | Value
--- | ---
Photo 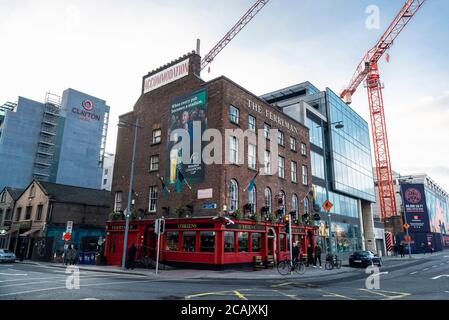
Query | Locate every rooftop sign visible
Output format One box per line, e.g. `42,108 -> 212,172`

144,58 -> 190,94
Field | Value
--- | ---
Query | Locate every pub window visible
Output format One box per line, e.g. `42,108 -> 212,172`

229,105 -> 239,124
264,150 -> 271,175
166,232 -> 179,251
264,187 -> 272,213
302,165 -> 308,185
291,161 -> 297,183
229,136 -> 239,164
290,137 -> 297,152
148,186 -> 157,213
238,232 -> 249,252
183,231 -> 196,252
301,143 -> 307,156
152,129 -> 162,144
16,207 -> 22,221
277,131 -> 284,146
248,143 -> 256,170
150,155 -> 159,171
248,186 -> 257,215
291,194 -> 298,215
280,233 -> 286,251
252,233 -> 262,252
263,123 -> 271,139
114,191 -> 122,212
229,179 -> 239,212
25,206 -> 32,220
304,197 -> 310,215
200,231 -> 215,253
224,231 -> 235,253
36,205 -> 43,221
248,115 -> 256,131
278,156 -> 285,179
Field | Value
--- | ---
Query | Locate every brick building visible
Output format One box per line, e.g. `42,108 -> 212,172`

106,52 -> 314,269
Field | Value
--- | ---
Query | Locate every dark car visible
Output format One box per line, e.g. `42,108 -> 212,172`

349,251 -> 382,268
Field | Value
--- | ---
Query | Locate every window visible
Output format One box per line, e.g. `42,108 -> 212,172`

105,169 -> 109,175
278,156 -> 285,179
248,115 -> 256,131
252,233 -> 262,252
291,194 -> 298,214
277,131 -> 284,146
279,234 -> 286,251
200,231 -> 215,252
301,143 -> 307,156
103,179 -> 107,185
264,188 -> 272,213
0,192 -> 6,203
311,151 -> 325,179
290,137 -> 297,152
263,123 -> 271,139
16,207 -> 22,221
150,155 -> 159,171
304,197 -> 310,215
29,185 -> 35,198
166,232 -> 179,251
238,232 -> 249,252
248,143 -> 256,170
229,179 -> 239,212
25,206 -> 32,220
152,129 -> 162,144
183,231 -> 196,252
114,192 -> 122,212
302,165 -> 308,185
36,205 -> 43,221
5,209 -> 11,221
248,187 -> 257,215
224,231 -> 235,253
291,161 -> 297,183
229,105 -> 239,124
148,186 -> 157,213
264,150 -> 271,174
229,136 -> 239,164
279,191 -> 286,213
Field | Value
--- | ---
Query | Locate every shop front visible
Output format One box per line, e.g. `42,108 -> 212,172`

105,217 -> 317,270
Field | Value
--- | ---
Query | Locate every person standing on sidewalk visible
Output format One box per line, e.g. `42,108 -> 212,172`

399,244 -> 405,258
292,242 -> 300,263
127,244 -> 137,270
314,244 -> 322,268
306,244 -> 314,267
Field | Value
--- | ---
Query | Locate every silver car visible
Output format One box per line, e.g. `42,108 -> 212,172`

0,249 -> 16,263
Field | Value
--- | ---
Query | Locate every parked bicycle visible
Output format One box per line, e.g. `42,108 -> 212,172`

277,258 -> 306,275
325,254 -> 342,270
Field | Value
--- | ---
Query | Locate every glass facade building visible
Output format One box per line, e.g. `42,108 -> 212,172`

261,82 -> 377,254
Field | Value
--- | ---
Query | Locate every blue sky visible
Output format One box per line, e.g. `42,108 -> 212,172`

1,0 -> 448,189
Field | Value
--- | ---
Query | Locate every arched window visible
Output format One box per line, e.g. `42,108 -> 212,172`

304,197 -> 310,215
291,194 -> 298,214
229,179 -> 239,212
248,186 -> 256,214
264,187 -> 272,213
279,190 -> 286,214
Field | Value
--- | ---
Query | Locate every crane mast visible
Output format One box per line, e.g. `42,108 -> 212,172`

340,0 -> 426,220
200,0 -> 270,71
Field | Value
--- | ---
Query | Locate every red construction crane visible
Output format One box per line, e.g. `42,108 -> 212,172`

340,0 -> 426,220
200,0 -> 270,71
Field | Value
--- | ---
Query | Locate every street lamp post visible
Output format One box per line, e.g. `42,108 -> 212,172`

119,119 -> 139,269
318,120 -> 344,255
398,176 -> 413,259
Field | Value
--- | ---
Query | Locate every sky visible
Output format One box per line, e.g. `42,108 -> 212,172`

1,0 -> 448,190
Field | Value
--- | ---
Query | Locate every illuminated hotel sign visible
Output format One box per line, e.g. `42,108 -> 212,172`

144,58 -> 190,94
72,99 -> 101,122
246,99 -> 299,135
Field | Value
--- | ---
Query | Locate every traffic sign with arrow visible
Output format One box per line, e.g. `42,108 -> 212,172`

322,200 -> 333,212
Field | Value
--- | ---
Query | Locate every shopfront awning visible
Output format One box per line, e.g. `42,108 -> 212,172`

19,229 -> 39,237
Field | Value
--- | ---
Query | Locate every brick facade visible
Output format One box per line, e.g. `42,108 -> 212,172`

112,53 -> 312,220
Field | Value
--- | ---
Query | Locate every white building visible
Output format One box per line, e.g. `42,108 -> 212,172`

101,152 -> 115,191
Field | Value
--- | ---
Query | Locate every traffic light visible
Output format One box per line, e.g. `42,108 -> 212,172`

284,214 -> 290,234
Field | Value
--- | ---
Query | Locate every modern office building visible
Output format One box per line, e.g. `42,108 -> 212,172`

101,152 -> 115,191
261,82 -> 379,254
0,89 -> 110,191
373,171 -> 449,252
106,52 -> 314,269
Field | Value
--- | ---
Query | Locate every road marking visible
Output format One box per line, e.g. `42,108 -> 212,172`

432,265 -> 438,268
271,289 -> 302,300
0,278 -> 157,297
81,298 -> 101,300
359,289 -> 410,300
321,290 -> 356,300
423,268 -> 430,271
431,275 -> 449,280
410,271 -> 418,275
233,290 -> 248,300
271,282 -> 295,288
445,291 -> 449,294
0,272 -> 27,276
372,272 -> 389,277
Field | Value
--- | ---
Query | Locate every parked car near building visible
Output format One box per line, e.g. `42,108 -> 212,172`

349,250 -> 382,268
0,248 -> 16,262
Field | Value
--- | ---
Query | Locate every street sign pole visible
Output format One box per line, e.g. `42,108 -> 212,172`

399,180 -> 412,259
289,213 -> 293,275
155,220 -> 161,275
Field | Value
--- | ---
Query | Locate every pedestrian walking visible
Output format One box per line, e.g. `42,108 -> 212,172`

306,244 -> 314,267
67,245 -> 75,265
292,242 -> 300,263
393,244 -> 398,257
127,244 -> 137,270
314,244 -> 322,268
72,245 -> 79,265
427,242 -> 433,255
399,244 -> 405,258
